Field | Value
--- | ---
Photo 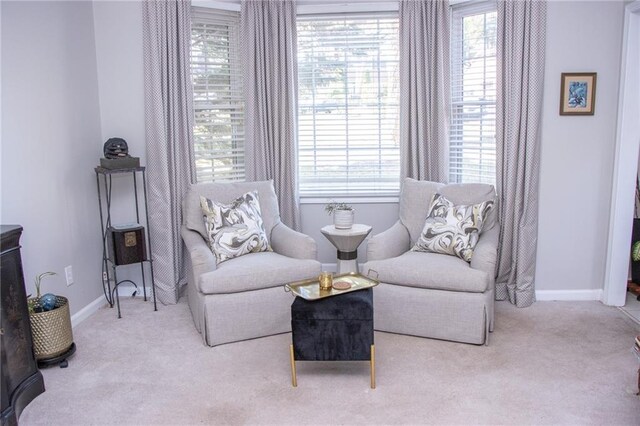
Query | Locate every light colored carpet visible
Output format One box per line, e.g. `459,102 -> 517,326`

20,296 -> 640,425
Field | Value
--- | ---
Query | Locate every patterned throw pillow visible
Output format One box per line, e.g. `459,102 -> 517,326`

412,193 -> 494,262
200,191 -> 271,264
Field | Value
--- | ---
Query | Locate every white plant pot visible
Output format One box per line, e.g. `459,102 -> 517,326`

333,209 -> 354,229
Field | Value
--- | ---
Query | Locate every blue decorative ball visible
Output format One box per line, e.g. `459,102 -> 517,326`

40,293 -> 57,311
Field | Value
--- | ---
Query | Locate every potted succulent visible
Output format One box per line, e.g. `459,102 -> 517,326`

325,201 -> 354,229
28,272 -> 74,365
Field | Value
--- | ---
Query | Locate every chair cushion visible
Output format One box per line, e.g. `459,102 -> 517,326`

200,191 -> 271,264
412,193 -> 494,262
363,251 -> 490,293
399,178 -> 497,245
183,180 -> 281,241
198,252 -> 321,294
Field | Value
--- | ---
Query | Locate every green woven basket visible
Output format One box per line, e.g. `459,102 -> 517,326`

29,296 -> 74,360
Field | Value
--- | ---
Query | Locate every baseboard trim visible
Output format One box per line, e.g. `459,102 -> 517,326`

535,289 -> 603,301
70,286 -> 154,328
71,296 -> 106,329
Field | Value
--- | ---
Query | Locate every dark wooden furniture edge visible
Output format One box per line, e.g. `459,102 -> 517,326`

1,373 -> 45,425
1,225 -> 46,425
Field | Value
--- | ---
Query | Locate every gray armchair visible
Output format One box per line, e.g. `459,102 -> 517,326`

362,178 -> 499,345
181,180 -> 321,346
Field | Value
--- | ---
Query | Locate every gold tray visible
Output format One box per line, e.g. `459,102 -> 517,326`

285,272 -> 378,301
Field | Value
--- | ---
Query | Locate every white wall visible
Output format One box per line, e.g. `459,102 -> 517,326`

1,1 -> 104,315
93,1 -> 145,160
535,0 -> 625,292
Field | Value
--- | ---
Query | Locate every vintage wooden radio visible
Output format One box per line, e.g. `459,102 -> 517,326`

107,224 -> 146,266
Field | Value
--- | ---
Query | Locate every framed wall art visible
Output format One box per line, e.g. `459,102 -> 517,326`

559,72 -> 597,115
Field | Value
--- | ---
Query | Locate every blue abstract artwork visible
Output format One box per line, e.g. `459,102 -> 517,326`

560,73 -> 596,115
568,81 -> 588,108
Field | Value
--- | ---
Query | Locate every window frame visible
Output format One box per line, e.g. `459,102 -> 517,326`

449,1 -> 498,186
190,6 -> 246,183
296,12 -> 401,199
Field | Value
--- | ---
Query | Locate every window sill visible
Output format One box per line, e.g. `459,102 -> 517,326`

300,195 -> 399,205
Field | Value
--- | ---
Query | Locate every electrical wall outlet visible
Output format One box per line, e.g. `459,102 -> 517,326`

103,271 -> 108,282
65,265 -> 74,286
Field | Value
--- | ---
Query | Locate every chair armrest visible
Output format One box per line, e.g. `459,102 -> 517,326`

470,224 -> 499,280
366,221 -> 411,261
181,226 -> 216,280
270,222 -> 317,260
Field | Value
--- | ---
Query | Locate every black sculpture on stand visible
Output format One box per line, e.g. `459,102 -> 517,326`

100,138 -> 140,170
103,137 -> 129,158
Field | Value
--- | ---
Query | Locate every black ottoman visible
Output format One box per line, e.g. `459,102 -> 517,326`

289,288 -> 375,388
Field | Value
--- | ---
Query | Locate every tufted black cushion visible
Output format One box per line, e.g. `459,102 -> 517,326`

291,289 -> 373,361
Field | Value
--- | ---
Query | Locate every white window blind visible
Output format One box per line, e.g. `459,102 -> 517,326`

191,7 -> 244,183
297,15 -> 400,196
450,3 -> 497,185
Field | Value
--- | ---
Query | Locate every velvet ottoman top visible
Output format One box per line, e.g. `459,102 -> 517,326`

291,288 -> 373,321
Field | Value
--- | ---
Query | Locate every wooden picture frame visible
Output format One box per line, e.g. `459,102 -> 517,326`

560,72 -> 597,115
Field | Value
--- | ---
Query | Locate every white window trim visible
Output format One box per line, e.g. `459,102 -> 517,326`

192,1 -> 241,12
449,0 -> 497,185
297,13 -> 401,198
191,6 -> 245,183
297,2 -> 398,15
192,1 -> 399,15
450,0 -> 496,14
300,196 -> 399,205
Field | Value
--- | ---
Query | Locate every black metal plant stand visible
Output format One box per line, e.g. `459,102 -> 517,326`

95,166 -> 157,318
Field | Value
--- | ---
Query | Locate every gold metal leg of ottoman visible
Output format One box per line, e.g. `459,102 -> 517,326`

289,344 -> 297,387
289,343 -> 375,389
371,344 -> 376,389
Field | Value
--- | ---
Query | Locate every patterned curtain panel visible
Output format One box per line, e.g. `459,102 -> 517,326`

495,0 -> 547,307
142,0 -> 196,304
241,0 -> 300,230
399,0 -> 451,183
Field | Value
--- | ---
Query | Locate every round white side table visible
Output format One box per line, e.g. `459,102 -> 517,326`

321,224 -> 372,274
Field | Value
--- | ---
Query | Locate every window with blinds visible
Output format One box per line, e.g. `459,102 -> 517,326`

297,15 -> 400,196
191,7 -> 244,183
450,3 -> 497,185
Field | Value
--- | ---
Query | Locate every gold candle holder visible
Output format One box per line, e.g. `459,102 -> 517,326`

318,272 -> 333,290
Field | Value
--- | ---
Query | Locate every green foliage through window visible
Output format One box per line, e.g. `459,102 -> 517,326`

450,4 -> 497,185
191,8 -> 245,183
297,16 -> 400,196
